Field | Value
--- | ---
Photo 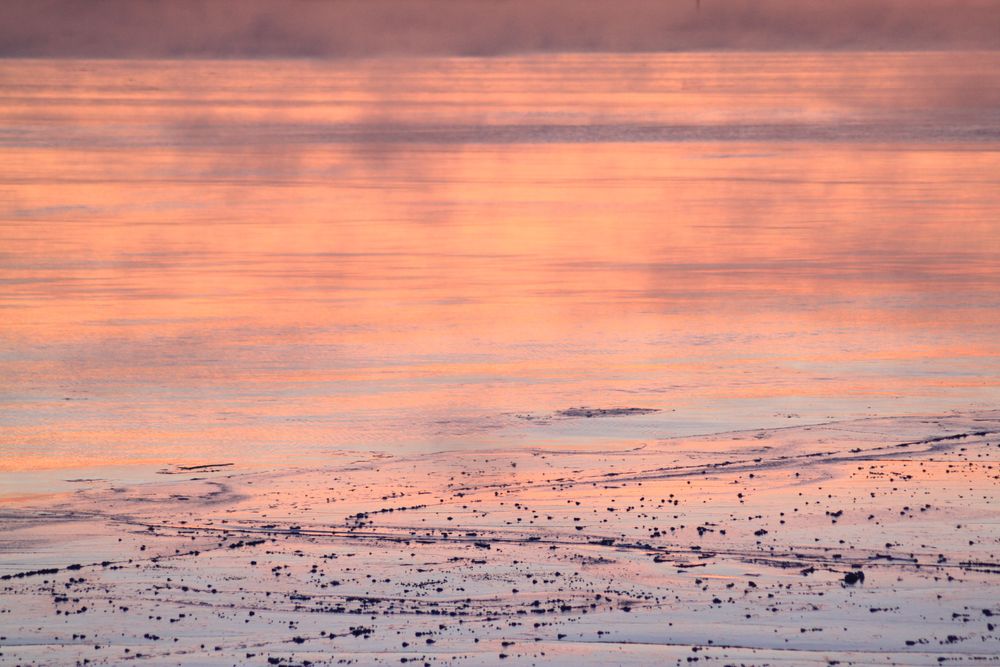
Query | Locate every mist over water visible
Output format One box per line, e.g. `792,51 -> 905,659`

2,0 -> 999,57
1,53 -> 999,483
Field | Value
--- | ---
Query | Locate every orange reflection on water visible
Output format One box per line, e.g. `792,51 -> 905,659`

1,54 -> 999,476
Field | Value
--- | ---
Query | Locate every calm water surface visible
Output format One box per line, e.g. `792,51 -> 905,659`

1,53 -> 999,488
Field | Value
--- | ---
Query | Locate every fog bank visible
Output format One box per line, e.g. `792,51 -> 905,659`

1,0 -> 998,58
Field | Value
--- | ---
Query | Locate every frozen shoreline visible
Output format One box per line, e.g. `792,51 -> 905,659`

2,410 -> 998,665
